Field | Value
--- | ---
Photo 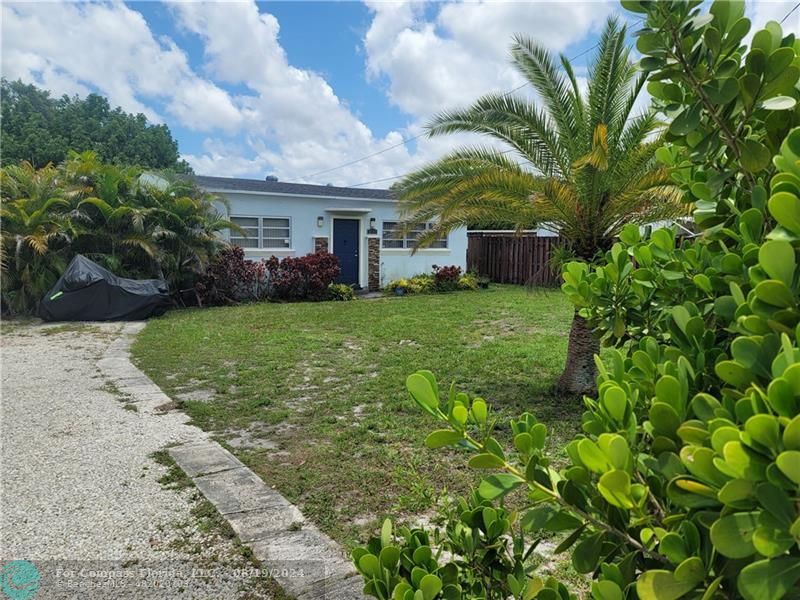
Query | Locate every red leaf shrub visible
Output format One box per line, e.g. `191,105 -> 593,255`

265,251 -> 341,301
195,246 -> 268,306
432,264 -> 462,291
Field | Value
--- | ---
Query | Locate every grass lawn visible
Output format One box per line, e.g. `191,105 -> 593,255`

131,285 -> 582,548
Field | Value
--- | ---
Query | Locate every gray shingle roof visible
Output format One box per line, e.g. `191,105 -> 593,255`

193,175 -> 394,200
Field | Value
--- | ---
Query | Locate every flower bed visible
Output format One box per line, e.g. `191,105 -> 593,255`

195,247 -> 353,306
384,265 -> 485,295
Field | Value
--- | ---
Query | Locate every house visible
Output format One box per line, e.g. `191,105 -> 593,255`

194,176 -> 468,291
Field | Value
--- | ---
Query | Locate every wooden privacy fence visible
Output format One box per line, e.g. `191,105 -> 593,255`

467,231 -> 564,286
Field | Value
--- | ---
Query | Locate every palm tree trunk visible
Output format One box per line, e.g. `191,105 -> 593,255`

556,311 -> 599,396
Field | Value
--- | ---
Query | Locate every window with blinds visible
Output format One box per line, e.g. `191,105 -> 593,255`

381,221 -> 447,249
230,216 -> 291,249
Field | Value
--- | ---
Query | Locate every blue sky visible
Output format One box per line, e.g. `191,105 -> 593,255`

2,1 -> 797,187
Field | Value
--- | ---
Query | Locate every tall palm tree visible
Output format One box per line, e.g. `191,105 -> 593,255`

395,18 -> 682,395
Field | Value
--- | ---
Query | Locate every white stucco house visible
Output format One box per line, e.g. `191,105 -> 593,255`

194,176 -> 468,291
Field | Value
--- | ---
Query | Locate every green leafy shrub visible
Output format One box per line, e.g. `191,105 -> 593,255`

354,2 -> 800,599
457,272 -> 481,291
1,151 -> 230,314
386,267 -> 482,295
354,497 -> 573,600
327,282 -> 355,301
385,274 -> 435,295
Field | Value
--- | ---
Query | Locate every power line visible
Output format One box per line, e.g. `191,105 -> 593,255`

316,56 -> 598,185
302,80 -> 539,182
349,148 -> 518,188
348,174 -> 405,188
302,133 -> 428,181
781,1 -> 800,24
321,21 -> 647,185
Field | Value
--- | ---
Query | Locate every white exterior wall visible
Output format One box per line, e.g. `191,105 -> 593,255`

211,189 -> 468,288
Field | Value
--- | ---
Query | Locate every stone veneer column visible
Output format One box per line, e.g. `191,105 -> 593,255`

367,236 -> 380,291
313,236 -> 329,253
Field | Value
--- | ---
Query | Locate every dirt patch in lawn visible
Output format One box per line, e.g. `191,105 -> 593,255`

132,286 -> 581,548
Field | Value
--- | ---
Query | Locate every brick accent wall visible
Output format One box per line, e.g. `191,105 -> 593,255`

314,237 -> 329,253
368,237 -> 380,291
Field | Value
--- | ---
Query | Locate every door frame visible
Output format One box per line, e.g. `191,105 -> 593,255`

330,216 -> 366,288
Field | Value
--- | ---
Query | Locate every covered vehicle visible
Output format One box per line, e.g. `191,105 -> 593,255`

39,255 -> 172,321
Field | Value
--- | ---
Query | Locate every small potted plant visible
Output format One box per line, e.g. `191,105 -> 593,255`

394,278 -> 409,296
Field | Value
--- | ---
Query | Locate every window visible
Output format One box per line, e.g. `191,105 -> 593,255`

261,218 -> 291,248
382,221 -> 447,249
230,216 -> 291,249
230,216 -> 259,248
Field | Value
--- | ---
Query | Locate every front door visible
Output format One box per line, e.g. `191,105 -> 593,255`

333,219 -> 359,285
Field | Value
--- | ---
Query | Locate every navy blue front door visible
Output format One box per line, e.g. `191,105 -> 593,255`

333,219 -> 359,285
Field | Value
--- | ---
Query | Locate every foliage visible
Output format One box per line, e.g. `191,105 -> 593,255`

194,246 -> 268,306
327,282 -> 356,301
390,18 -> 683,260
355,2 -> 800,600
457,272 -> 481,291
389,17 -> 687,392
1,152 -> 229,314
433,264 -> 463,291
354,504 -> 573,600
264,251 -> 341,302
385,267 -> 482,295
385,275 -> 436,295
1,79 -> 191,172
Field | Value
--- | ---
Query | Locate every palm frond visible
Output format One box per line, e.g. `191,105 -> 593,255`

511,35 -> 580,160
427,94 -> 567,176
395,147 -> 542,246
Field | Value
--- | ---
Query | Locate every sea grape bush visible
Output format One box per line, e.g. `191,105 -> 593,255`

355,497 -> 571,600
264,251 -> 341,302
353,2 -> 800,599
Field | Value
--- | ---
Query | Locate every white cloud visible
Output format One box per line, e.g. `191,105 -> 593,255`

749,0 -> 799,32
1,2 -> 243,133
4,0 -> 727,188
169,1 -> 420,184
363,0 -> 616,118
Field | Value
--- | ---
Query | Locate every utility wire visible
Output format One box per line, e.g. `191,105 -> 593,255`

781,1 -> 800,24
311,19 -> 659,185
344,9 -> 796,190
301,79 -> 541,182
349,148 -> 518,188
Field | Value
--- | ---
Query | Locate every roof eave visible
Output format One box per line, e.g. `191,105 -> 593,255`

202,187 -> 396,203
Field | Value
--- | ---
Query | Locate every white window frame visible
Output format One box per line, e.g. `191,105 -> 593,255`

230,215 -> 292,250
381,221 -> 447,249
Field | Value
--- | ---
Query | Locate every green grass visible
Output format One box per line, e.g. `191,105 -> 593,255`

132,285 -> 582,547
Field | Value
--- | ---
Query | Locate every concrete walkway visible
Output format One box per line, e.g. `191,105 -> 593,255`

1,321 -> 363,599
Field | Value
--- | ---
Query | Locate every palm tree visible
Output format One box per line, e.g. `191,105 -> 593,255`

1,151 -> 234,314
139,177 -> 235,293
395,18 -> 682,395
0,162 -> 72,313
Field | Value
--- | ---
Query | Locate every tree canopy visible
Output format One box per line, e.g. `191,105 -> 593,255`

0,79 -> 192,173
393,18 -> 683,260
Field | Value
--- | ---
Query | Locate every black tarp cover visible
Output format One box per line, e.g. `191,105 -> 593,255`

39,255 -> 171,321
